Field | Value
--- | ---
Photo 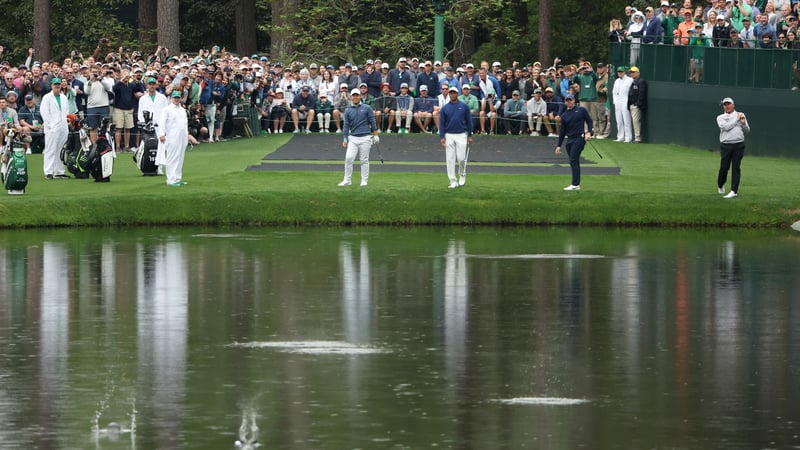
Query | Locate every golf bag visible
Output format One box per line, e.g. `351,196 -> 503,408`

61,115 -> 92,179
133,110 -> 159,176
87,117 -> 116,182
1,128 -> 29,195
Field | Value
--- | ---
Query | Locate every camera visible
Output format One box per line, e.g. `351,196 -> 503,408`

101,38 -> 109,45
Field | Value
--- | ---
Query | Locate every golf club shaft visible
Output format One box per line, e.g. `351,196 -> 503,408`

587,139 -> 603,159
462,143 -> 470,177
374,139 -> 384,164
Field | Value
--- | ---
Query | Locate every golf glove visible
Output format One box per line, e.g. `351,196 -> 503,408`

372,135 -> 380,145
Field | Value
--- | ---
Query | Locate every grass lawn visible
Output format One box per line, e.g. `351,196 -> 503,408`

1,135 -> 798,229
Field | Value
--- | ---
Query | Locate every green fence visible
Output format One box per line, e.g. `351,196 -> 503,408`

607,43 -> 800,158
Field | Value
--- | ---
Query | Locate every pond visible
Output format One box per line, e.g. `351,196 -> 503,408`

0,227 -> 798,449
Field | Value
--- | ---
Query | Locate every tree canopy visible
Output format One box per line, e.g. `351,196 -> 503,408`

8,0 -> 631,66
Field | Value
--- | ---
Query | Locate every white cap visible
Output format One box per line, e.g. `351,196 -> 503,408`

492,61 -> 501,67
340,83 -> 349,90
448,86 -> 459,93
350,88 -> 361,96
721,97 -> 734,104
381,63 -> 389,69
434,60 -> 442,66
275,88 -> 283,94
419,84 -> 428,91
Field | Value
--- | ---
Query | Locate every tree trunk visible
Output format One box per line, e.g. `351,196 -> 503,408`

235,0 -> 258,55
33,0 -> 50,61
139,0 -> 157,51
157,0 -> 181,55
270,0 -> 295,60
538,0 -> 552,66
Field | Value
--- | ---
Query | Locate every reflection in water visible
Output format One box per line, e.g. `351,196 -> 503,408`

137,241 -> 188,449
39,242 -> 70,448
444,239 -> 468,382
0,228 -> 797,449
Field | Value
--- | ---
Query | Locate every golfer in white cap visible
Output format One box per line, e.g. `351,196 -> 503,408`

339,88 -> 379,187
716,97 -> 749,198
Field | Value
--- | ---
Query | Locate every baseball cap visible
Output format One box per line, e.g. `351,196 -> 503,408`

5,91 -> 16,99
492,61 -> 501,67
461,84 -> 470,90
398,57 -> 407,62
742,17 -> 751,21
344,62 -> 352,68
51,77 -> 62,84
448,86 -> 459,93
534,88 -> 542,94
434,61 -> 442,66
366,59 -> 374,65
512,90 -> 520,95
400,82 -> 409,88
420,84 -> 428,90
275,87 -> 283,94
597,62 -> 606,68
545,87 -> 554,93
466,63 -> 474,69
146,77 -> 157,84
381,82 -> 390,88
660,0 -> 669,5
628,66 -> 639,73
616,66 -> 627,72
565,93 -> 575,100
359,82 -> 367,88
171,90 -> 182,98
340,83 -> 349,90
24,94 -> 33,100
381,63 -> 389,69
301,85 -> 310,91
721,97 -> 734,104
309,63 -> 318,69
350,88 -> 361,96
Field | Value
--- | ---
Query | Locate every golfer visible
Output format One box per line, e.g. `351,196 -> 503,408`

555,93 -> 593,191
156,90 -> 189,187
716,97 -> 749,199
438,86 -> 473,189
339,88 -> 379,187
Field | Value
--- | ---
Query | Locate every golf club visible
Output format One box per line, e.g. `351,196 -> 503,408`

587,138 -> 603,159
374,138 -> 385,164
461,143 -> 471,179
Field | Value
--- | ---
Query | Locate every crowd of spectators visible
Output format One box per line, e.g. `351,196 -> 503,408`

2,1 -> 796,152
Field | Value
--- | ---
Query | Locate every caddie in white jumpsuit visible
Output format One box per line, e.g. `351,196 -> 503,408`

612,66 -> 633,143
157,90 -> 189,186
40,77 -> 70,179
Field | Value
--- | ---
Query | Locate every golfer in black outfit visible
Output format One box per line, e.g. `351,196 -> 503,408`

555,93 -> 594,191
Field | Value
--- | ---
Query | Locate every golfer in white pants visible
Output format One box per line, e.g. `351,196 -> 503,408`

40,77 -> 70,179
339,88 -> 378,187
438,86 -> 473,188
612,67 -> 633,143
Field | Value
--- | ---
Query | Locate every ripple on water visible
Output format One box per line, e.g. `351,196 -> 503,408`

227,341 -> 388,355
493,397 -> 590,406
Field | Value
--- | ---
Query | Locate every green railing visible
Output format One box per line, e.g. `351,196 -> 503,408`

609,42 -> 800,89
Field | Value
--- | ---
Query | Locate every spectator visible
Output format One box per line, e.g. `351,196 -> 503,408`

759,31 -> 777,46
387,58 -> 413,96
18,94 -> 43,153
374,82 -> 396,132
728,0 -> 754,30
270,88 -> 289,133
727,27 -> 747,46
526,89 -> 547,136
0,95 -> 22,132
439,66 -> 459,92
689,25 -> 710,83
788,30 -> 800,47
501,90 -> 525,135
544,87 -> 565,137
85,67 -> 113,143
678,9 -> 697,44
594,63 -> 610,138
393,82 -> 414,133
413,85 -> 436,132
776,31 -> 791,47
458,84 -> 480,131
291,85 -> 315,133
332,84 -> 351,133
627,66 -> 647,143
662,4 -> 682,42
477,88 -> 500,134
610,19 -> 627,43
573,62 -> 602,135
417,61 -> 440,99
643,7 -> 665,43
712,13 -> 733,45
754,13 -> 777,40
740,17 -> 757,46
361,60 -> 382,98
316,92 -> 333,133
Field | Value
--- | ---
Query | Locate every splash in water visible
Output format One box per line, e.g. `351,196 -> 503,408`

234,408 -> 260,449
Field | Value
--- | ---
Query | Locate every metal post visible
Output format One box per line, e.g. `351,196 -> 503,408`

435,15 -> 444,63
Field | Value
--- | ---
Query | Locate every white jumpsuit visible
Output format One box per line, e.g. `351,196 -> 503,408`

40,91 -> 69,177
612,75 -> 633,143
156,102 -> 189,185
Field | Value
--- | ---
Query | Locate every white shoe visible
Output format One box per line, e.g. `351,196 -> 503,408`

278,129 -> 283,133
563,185 -> 581,191
360,180 -> 368,187
448,181 -> 459,189
723,191 -> 738,199
718,186 -> 725,194
293,129 -> 300,133
304,129 -> 311,134
595,135 -> 606,140
336,129 -> 342,133
26,148 -> 32,154
548,134 -> 557,138
338,180 -> 351,187
458,175 -> 466,186
530,131 -> 539,136
385,129 -> 392,134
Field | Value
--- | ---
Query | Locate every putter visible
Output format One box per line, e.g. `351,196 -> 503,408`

374,139 -> 385,164
462,143 -> 471,178
587,138 -> 603,159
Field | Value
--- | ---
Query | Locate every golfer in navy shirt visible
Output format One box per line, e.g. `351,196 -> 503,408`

339,88 -> 379,187
555,93 -> 593,191
439,86 -> 473,189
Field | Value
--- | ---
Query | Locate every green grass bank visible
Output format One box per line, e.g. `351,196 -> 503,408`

1,135 -> 798,229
